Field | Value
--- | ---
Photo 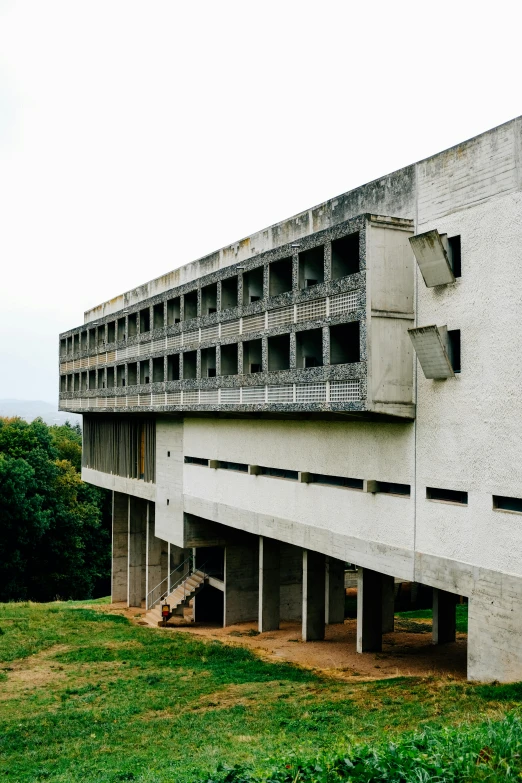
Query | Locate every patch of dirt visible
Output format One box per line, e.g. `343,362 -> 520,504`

160,618 -> 467,681
0,644 -> 73,699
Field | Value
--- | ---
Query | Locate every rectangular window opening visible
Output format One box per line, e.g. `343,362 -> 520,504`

493,495 -> 522,513
268,333 -> 290,372
427,487 -> 467,504
117,317 -> 126,341
201,347 -> 216,378
259,466 -> 298,480
201,283 -> 218,315
298,245 -> 325,288
330,321 -> 360,364
139,308 -> 150,334
269,257 -> 293,297
220,343 -> 238,376
183,350 -> 197,379
128,313 -> 138,338
243,267 -> 264,305
106,367 -> 115,388
60,338 -> 67,356
80,331 -> 88,351
167,297 -> 181,325
167,353 -> 180,381
371,481 -> 411,496
153,303 -> 164,330
309,473 -> 363,490
139,360 -> 150,384
296,327 -> 323,369
107,321 -> 116,343
447,329 -> 461,373
331,232 -> 360,279
127,362 -> 137,386
116,365 -> 126,387
152,357 -> 164,383
221,276 -> 238,310
217,461 -> 248,472
242,338 -> 262,374
184,456 -> 209,466
184,290 -> 198,320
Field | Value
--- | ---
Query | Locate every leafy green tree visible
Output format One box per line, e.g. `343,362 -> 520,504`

0,417 -> 111,601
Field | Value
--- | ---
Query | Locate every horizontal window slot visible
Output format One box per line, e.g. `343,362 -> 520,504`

427,487 -> 467,504
369,481 -> 411,496
184,456 -> 209,466
493,495 -> 522,513
309,473 -> 363,490
259,466 -> 298,480
217,461 -> 248,473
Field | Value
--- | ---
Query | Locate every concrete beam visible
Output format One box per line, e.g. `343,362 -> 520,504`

259,536 -> 280,632
432,588 -> 457,644
302,550 -> 325,641
357,567 -> 383,653
325,556 -> 345,624
111,491 -> 129,603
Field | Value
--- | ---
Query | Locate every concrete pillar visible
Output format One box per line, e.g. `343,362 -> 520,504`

382,574 -> 395,633
302,550 -> 325,641
280,542 -> 303,621
111,491 -> 129,603
357,567 -> 383,653
224,535 -> 259,626
146,502 -> 164,607
432,588 -> 457,644
259,536 -> 280,632
128,497 -> 147,607
325,556 -> 345,624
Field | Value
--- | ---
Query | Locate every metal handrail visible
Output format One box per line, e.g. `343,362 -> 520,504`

146,554 -> 215,611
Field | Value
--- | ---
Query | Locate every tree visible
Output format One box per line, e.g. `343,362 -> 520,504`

0,417 -> 111,601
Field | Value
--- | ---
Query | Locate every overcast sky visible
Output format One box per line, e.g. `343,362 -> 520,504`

0,0 -> 520,404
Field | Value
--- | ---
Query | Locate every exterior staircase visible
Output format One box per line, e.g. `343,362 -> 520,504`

143,569 -> 207,627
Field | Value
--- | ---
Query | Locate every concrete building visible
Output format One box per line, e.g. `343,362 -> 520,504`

59,117 -> 522,682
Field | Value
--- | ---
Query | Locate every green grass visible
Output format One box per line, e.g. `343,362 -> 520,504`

396,604 -> 469,633
0,600 -> 519,782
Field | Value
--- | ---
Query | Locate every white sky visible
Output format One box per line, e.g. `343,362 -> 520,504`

0,0 -> 520,403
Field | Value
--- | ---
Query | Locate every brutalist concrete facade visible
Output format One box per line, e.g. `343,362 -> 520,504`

61,116 -> 522,682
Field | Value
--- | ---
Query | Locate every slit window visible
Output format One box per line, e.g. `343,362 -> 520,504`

184,456 -> 209,466
243,267 -> 264,304
221,276 -> 238,310
183,350 -> 197,379
448,235 -> 461,278
427,487 -> 468,504
296,327 -> 323,369
447,329 -> 461,373
493,495 -> 522,513
298,245 -> 325,288
220,343 -> 238,376
167,354 -> 180,381
217,461 -> 248,472
184,290 -> 198,320
167,297 -> 181,325
369,481 -> 411,496
153,303 -> 164,330
331,233 -> 360,279
243,338 -> 262,374
269,257 -> 293,296
330,322 -> 360,364
308,473 -> 363,490
259,466 -> 298,480
268,333 -> 290,372
201,283 -> 218,315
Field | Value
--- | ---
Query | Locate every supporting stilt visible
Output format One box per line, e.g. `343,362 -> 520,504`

325,556 -> 345,625
302,550 -> 325,641
259,536 -> 280,632
224,535 -> 259,626
280,543 -> 302,621
357,567 -> 383,653
128,497 -> 147,607
382,574 -> 395,633
432,588 -> 457,644
111,492 -> 129,603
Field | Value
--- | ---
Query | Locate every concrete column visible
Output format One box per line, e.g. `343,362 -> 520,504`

382,574 -> 395,633
325,556 -> 345,624
111,491 -> 129,603
224,535 -> 259,626
432,588 -> 457,644
357,567 -> 383,653
302,549 -> 325,641
259,536 -> 280,632
128,497 -> 147,607
280,542 -> 303,621
146,502 -> 164,606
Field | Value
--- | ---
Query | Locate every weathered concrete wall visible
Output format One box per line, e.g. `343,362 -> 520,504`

154,418 -> 184,545
224,534 -> 259,625
128,497 -> 147,607
111,491 -> 129,602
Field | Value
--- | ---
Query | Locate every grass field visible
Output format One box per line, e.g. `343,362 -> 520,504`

0,601 -> 521,782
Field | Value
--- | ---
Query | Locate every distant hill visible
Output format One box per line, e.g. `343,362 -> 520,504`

0,399 -> 82,427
